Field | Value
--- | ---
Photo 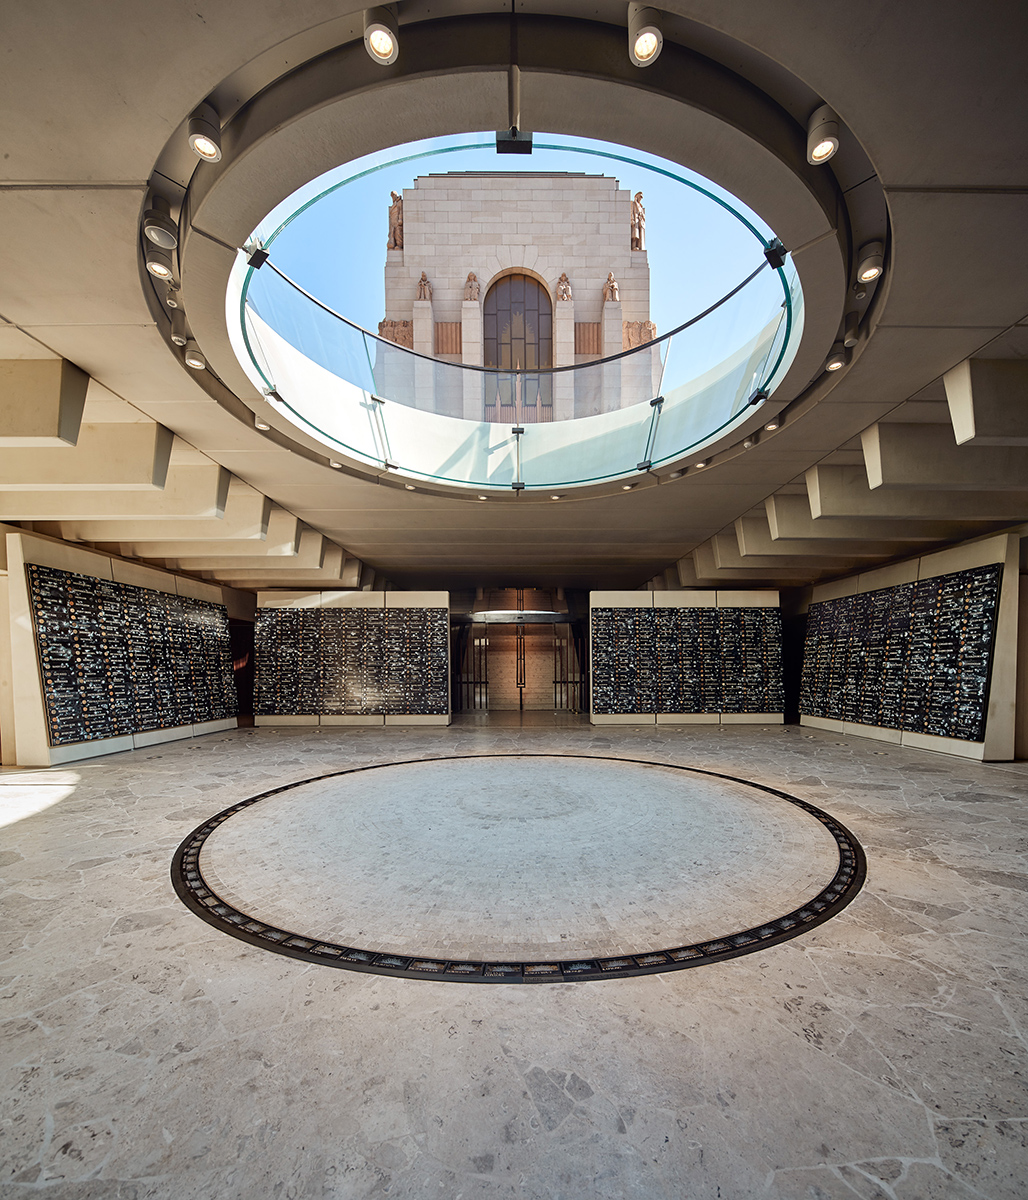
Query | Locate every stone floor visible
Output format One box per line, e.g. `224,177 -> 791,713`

2,718 -> 1027,1199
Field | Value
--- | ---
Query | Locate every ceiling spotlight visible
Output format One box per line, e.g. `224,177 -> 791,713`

550,494 -> 562,500
144,243 -> 175,280
142,196 -> 178,249
170,308 -> 188,347
806,104 -> 840,165
187,102 -> 222,163
329,460 -> 344,469
856,240 -> 884,283
843,311 -> 860,348
668,470 -> 683,479
621,483 -> 635,491
183,339 -> 205,370
628,4 -> 663,67
825,342 -> 848,371
164,282 -> 181,308
694,460 -> 707,469
254,415 -> 270,431
852,280 -> 867,300
478,495 -> 489,501
404,483 -> 416,491
742,438 -> 755,449
364,7 -> 399,65
764,420 -> 780,432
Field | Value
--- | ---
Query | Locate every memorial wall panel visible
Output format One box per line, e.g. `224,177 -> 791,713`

799,564 -> 1002,742
254,607 -> 449,718
26,564 -> 236,747
591,606 -> 783,716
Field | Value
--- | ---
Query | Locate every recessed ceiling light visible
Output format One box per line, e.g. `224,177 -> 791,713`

144,243 -> 174,280
187,102 -> 222,162
254,415 -> 270,431
478,495 -> 488,501
628,4 -> 663,67
550,494 -> 562,500
364,6 -> 399,64
329,460 -> 343,469
806,104 -> 840,164
621,483 -> 635,491
694,460 -> 707,469
183,339 -> 205,370
405,484 -> 416,491
856,240 -> 884,282
764,420 -> 779,432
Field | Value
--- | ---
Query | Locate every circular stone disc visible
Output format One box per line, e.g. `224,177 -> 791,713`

195,755 -> 843,962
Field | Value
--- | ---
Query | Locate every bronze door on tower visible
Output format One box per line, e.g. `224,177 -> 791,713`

483,274 -> 553,422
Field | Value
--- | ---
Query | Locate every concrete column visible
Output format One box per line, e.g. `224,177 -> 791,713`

461,299 -> 483,420
552,299 -> 575,420
412,299 -> 434,412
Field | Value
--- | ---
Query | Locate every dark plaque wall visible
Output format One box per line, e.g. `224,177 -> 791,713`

27,564 -> 237,747
591,606 -> 784,715
254,606 -> 449,716
799,563 -> 1002,742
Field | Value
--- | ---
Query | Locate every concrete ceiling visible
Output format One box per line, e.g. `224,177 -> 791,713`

1,2 -> 1027,592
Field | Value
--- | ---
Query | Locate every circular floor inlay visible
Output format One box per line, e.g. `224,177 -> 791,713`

171,755 -> 866,983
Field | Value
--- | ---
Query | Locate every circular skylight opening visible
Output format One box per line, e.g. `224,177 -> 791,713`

227,133 -> 803,493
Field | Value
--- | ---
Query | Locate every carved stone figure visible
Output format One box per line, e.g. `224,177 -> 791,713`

387,191 -> 403,249
602,272 -> 620,303
556,272 -> 573,301
378,319 -> 414,349
463,272 -> 480,301
416,272 -> 432,301
622,320 -> 658,350
630,191 -> 646,251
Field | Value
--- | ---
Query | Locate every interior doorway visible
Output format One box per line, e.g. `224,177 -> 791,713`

451,588 -> 587,713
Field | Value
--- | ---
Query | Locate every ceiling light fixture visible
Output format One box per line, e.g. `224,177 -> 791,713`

164,282 -> 181,308
144,243 -> 175,280
742,438 -> 755,449
806,104 -> 840,164
621,483 -> 635,491
329,460 -> 343,469
825,342 -> 848,371
628,4 -> 663,67
364,6 -> 399,65
764,420 -> 780,432
187,102 -> 222,162
170,308 -> 188,347
668,470 -> 683,480
550,494 -> 562,500
404,483 -> 416,491
694,460 -> 707,469
142,196 -> 178,250
478,495 -> 489,501
856,240 -> 884,283
183,340 -> 206,370
254,415 -> 270,431
843,311 -> 860,348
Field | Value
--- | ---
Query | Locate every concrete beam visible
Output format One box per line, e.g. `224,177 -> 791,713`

56,479 -> 271,543
738,511 -> 926,559
807,464 -> 1028,520
211,544 -> 349,585
0,359 -> 89,446
0,422 -> 172,490
862,422 -> 1028,490
168,525 -> 325,571
944,359 -> 1028,446
692,542 -> 819,586
714,530 -> 857,573
0,463 -> 230,521
117,506 -> 300,560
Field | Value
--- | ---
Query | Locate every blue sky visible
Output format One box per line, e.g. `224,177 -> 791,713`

250,132 -> 786,345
